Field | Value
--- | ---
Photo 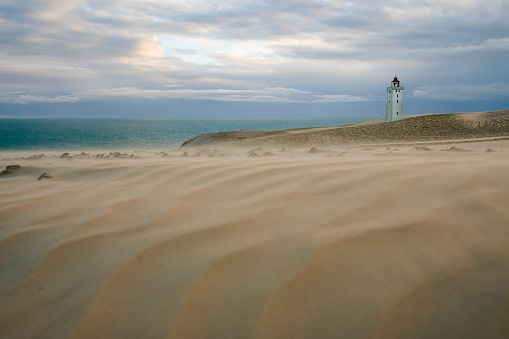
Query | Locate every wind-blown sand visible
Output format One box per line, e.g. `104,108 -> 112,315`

1,112 -> 509,338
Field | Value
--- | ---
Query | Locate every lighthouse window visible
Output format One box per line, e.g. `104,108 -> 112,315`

397,100 -> 398,103
397,94 -> 398,97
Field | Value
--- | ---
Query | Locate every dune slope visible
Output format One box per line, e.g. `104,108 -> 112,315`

182,110 -> 509,148
1,140 -> 509,338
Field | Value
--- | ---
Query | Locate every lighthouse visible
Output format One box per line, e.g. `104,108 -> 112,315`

386,76 -> 404,122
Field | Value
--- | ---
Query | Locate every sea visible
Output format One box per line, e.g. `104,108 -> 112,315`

0,117 -> 377,151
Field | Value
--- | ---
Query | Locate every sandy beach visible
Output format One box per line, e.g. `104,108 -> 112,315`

1,112 -> 509,338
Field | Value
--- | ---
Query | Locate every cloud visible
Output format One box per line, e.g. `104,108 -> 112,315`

313,94 -> 372,103
402,38 -> 509,60
76,87 -> 372,103
0,87 -> 372,104
0,94 -> 79,104
412,84 -> 509,101
0,0 -> 508,115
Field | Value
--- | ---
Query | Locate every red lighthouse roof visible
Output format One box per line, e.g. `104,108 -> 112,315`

391,76 -> 400,87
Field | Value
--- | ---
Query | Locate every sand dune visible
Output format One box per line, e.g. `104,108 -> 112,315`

182,110 -> 509,148
1,136 -> 509,338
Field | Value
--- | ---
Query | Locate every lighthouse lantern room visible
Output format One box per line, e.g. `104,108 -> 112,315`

386,76 -> 404,122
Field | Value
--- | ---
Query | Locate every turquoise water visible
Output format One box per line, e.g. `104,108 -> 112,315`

0,117 -> 376,151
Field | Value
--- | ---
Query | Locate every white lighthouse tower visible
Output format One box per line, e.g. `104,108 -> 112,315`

386,76 -> 404,122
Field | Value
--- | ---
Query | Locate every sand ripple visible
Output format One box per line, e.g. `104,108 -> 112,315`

1,143 -> 509,338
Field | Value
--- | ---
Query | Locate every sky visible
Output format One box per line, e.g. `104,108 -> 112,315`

1,0 -> 508,118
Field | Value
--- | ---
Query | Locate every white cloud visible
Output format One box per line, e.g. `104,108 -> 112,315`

313,94 -> 371,103
0,87 -> 372,104
77,86 -> 371,103
0,94 -> 79,104
412,84 -> 509,101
